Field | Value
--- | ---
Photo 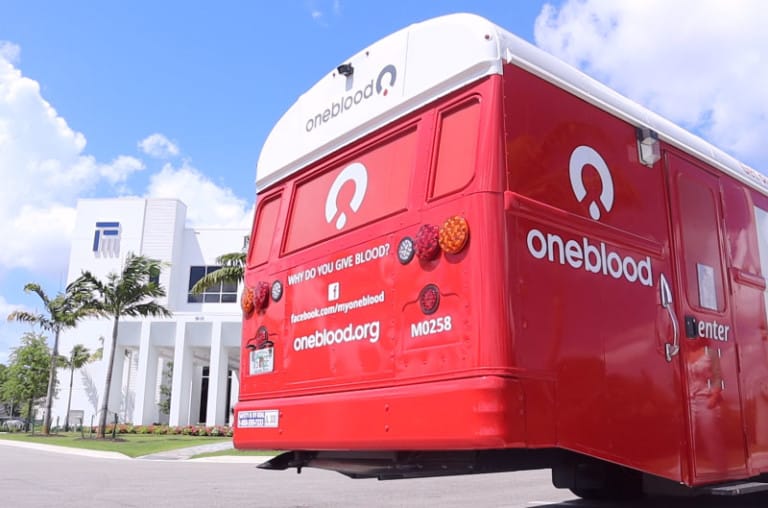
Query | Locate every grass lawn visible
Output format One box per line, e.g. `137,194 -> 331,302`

0,431 -> 231,458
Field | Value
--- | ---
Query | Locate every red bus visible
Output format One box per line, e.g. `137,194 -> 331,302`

235,13 -> 768,499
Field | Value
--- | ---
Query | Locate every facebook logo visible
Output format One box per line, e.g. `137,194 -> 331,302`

328,282 -> 340,301
93,222 -> 121,257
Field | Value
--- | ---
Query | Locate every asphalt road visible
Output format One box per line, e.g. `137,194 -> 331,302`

3,443 -> 768,507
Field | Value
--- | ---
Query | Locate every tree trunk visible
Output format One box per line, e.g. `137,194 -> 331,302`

97,318 -> 120,438
26,398 -> 33,433
43,328 -> 60,435
64,361 -> 75,432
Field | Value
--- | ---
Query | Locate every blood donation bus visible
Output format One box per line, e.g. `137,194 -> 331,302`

234,13 -> 768,499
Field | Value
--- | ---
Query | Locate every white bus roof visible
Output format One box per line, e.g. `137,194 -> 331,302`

256,13 -> 767,195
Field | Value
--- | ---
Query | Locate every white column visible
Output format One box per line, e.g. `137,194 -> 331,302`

189,366 -> 202,425
206,323 -> 228,426
169,323 -> 193,426
133,323 -> 159,425
157,358 -> 173,425
106,346 -> 126,423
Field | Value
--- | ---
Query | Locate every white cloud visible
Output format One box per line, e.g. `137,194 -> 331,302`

0,44 -> 145,277
0,41 -> 20,64
146,162 -> 253,228
534,0 -> 768,170
0,296 -> 25,363
0,42 -> 250,285
0,43 -> 253,362
0,294 -> 21,322
2,204 -> 77,272
307,0 -> 342,24
138,133 -> 180,159
99,155 -> 146,184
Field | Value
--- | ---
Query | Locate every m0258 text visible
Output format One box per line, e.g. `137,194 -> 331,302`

410,316 -> 453,338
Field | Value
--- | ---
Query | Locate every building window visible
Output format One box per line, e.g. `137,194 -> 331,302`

187,266 -> 238,303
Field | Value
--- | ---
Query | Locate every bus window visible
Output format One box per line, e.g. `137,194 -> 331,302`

430,97 -> 481,199
284,125 -> 418,253
754,206 -> 768,318
677,171 -> 726,312
250,195 -> 281,267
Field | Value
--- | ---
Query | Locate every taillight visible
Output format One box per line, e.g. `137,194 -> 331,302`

415,224 -> 440,261
256,325 -> 273,348
254,281 -> 270,311
419,284 -> 440,315
241,287 -> 255,315
405,216 -> 470,264
439,215 -> 469,254
246,325 -> 273,350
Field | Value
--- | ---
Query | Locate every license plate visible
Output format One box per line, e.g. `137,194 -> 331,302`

250,347 -> 274,375
238,410 -> 279,428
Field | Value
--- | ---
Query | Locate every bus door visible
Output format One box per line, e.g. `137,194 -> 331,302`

665,152 -> 748,484
721,180 -> 768,474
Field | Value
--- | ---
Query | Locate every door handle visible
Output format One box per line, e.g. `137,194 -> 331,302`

660,273 -> 680,362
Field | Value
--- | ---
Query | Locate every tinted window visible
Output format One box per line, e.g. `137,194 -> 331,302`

285,125 -> 417,252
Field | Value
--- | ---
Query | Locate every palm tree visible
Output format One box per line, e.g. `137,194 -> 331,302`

7,283 -> 92,435
62,344 -> 92,431
71,253 -> 171,438
190,251 -> 245,295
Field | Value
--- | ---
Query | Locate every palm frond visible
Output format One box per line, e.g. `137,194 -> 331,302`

190,268 -> 242,294
123,302 -> 173,318
190,251 -> 245,295
68,344 -> 92,369
7,310 -> 53,331
216,252 -> 246,266
23,283 -> 50,306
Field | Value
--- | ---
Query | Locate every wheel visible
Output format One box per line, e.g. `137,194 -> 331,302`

569,467 -> 644,501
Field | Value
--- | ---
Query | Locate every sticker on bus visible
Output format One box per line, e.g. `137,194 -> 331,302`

250,347 -> 274,375
238,409 -> 279,429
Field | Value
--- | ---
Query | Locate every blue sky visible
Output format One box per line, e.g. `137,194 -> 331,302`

1,0 -> 766,363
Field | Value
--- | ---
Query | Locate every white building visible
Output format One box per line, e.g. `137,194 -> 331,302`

52,198 -> 248,429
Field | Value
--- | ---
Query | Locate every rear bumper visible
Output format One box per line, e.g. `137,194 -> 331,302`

234,375 -> 526,450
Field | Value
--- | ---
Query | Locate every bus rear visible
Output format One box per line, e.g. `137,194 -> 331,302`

234,16 -> 524,474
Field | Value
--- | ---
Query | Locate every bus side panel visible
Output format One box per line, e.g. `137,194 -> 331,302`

726,184 -> 768,474
502,64 -> 685,482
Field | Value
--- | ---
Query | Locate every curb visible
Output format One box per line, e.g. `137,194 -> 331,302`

0,438 -> 271,463
189,455 -> 274,463
0,438 -> 129,460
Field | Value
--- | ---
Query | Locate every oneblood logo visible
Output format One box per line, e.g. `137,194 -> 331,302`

325,162 -> 368,230
525,145 -> 653,287
305,64 -> 397,132
527,230 -> 652,286
569,145 -> 614,220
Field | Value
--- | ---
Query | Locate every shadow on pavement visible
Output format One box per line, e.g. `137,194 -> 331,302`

538,491 -> 768,508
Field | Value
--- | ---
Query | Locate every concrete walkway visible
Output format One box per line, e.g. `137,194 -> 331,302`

138,439 -> 235,460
